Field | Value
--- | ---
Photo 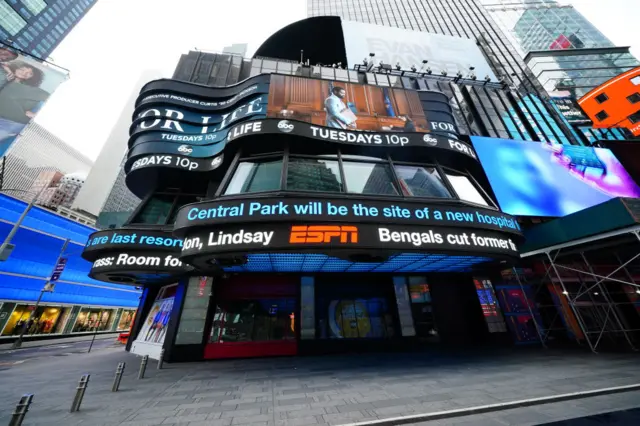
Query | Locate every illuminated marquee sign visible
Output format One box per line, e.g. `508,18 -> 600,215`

173,197 -> 522,237
179,223 -> 520,263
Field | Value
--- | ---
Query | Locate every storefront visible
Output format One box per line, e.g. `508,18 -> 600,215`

0,302 -> 136,337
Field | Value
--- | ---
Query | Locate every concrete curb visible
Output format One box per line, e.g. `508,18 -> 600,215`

339,383 -> 640,426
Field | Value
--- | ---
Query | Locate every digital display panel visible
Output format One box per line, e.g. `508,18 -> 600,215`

471,137 -> 640,217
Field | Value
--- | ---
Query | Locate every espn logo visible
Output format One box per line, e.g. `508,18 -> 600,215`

289,225 -> 358,244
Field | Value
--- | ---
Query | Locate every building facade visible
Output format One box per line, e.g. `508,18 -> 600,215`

74,71 -> 161,223
0,193 -> 139,341
0,0 -> 97,60
482,0 -> 640,100
1,122 -> 93,205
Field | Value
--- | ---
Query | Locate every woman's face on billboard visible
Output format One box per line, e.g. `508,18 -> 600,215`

15,66 -> 34,81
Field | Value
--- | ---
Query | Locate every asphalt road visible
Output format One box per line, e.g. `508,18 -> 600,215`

0,338 -> 123,368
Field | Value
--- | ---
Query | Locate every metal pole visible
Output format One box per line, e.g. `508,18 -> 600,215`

157,348 -> 165,370
87,317 -> 101,353
112,362 -> 125,392
512,267 -> 547,348
12,239 -> 70,349
138,355 -> 149,379
69,374 -> 90,413
9,394 -> 33,426
0,185 -> 47,260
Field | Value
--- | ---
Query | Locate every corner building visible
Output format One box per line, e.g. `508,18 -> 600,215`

82,21 -> 533,362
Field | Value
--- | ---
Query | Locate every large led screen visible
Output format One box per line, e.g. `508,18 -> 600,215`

471,136 -> 640,217
268,75 -> 429,132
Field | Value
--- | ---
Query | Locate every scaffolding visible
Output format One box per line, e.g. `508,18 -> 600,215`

516,224 -> 640,353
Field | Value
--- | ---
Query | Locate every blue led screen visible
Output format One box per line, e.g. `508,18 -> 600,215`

223,253 -> 493,273
471,137 -> 640,217
0,195 -> 140,307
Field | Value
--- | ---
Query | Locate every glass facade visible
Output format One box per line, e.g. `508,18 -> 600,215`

221,148 -> 494,207
0,0 -> 97,59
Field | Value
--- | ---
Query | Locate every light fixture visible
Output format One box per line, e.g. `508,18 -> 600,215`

426,67 -> 432,74
485,75 -> 491,82
411,64 -> 417,72
594,292 -> 599,295
636,289 -> 640,294
441,70 -> 447,76
470,74 -> 477,80
369,52 -> 376,58
562,290 -> 569,295
395,62 -> 401,70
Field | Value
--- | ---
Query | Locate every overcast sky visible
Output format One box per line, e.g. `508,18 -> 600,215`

34,0 -> 640,161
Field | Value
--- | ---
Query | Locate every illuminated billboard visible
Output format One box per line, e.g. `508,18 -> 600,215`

0,45 -> 68,157
471,136 -> 640,217
267,74 -> 429,133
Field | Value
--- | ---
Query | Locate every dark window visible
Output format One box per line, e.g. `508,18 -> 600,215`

131,194 -> 175,225
595,93 -> 608,104
224,158 -> 283,194
627,93 -> 640,104
210,299 -> 296,343
287,157 -> 343,192
629,110 -> 640,124
595,110 -> 609,121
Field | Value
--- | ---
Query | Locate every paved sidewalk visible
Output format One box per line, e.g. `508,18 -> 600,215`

0,346 -> 639,426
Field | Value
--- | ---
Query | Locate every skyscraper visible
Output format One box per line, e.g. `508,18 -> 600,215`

481,0 -> 640,98
0,0 -> 97,60
307,0 -> 581,144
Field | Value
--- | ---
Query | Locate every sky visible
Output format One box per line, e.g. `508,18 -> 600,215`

34,0 -> 640,161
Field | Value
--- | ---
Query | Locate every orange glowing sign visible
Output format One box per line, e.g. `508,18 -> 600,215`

289,225 -> 359,244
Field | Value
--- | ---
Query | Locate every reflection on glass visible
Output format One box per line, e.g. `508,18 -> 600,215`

394,165 -> 451,198
287,158 -> 343,192
445,171 -> 490,206
224,159 -> 282,194
323,298 -> 394,339
210,299 -> 296,343
343,161 -> 398,195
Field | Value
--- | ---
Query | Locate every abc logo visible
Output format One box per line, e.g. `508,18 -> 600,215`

278,120 -> 294,133
211,156 -> 223,169
422,134 -> 438,146
178,145 -> 193,154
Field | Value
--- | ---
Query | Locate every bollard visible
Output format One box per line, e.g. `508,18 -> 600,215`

112,362 -> 125,392
70,374 -> 90,413
138,355 -> 149,379
157,349 -> 164,370
9,394 -> 33,426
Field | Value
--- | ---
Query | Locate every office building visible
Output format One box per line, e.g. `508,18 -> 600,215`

74,71 -> 161,222
0,0 -> 97,60
482,0 -> 640,99
1,122 -> 92,204
79,14 -> 640,362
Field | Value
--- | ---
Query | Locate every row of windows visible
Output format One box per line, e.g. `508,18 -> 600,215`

222,151 -> 492,208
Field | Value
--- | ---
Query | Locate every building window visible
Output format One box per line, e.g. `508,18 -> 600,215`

130,193 -> 175,225
595,110 -> 609,121
629,110 -> 640,124
224,158 -> 283,195
0,1 -> 27,36
22,0 -> 46,15
595,93 -> 609,104
394,165 -> 451,199
627,93 -> 640,104
444,170 -> 491,206
287,157 -> 343,192
342,161 -> 399,195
